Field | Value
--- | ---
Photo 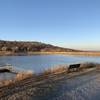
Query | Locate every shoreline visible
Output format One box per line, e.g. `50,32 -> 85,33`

0,62 -> 98,86
0,62 -> 99,99
1,51 -> 100,56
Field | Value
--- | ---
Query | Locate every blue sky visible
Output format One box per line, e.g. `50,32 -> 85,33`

0,0 -> 100,50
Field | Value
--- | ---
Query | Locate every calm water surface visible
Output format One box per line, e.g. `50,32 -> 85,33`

0,54 -> 100,73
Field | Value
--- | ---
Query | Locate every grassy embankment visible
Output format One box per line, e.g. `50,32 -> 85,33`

0,62 -> 99,87
28,51 -> 100,56
1,51 -> 100,56
0,62 -> 100,99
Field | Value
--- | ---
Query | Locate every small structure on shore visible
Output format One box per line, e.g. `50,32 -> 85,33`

68,64 -> 80,72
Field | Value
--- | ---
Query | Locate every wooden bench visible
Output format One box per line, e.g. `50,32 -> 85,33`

68,64 -> 80,72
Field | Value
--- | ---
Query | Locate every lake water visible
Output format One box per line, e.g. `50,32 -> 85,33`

0,54 -> 100,73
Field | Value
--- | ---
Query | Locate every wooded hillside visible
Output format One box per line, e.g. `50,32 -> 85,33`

0,40 -> 77,53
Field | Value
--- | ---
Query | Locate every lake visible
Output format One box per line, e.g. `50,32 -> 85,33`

0,54 -> 100,73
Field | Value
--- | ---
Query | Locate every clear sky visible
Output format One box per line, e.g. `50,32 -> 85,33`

0,0 -> 100,50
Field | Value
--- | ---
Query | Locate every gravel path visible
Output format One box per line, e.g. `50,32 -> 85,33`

0,69 -> 100,100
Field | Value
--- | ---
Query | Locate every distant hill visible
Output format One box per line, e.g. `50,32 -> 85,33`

0,40 -> 78,53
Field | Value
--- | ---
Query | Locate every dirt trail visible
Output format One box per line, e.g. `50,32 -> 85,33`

0,68 -> 100,100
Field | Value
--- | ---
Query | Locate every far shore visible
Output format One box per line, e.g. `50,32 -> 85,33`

1,51 -> 100,56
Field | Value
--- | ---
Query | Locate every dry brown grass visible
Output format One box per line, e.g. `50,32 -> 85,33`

1,51 -> 100,56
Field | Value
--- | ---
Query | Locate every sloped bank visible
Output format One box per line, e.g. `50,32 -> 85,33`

0,62 -> 100,100
0,63 -> 99,87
